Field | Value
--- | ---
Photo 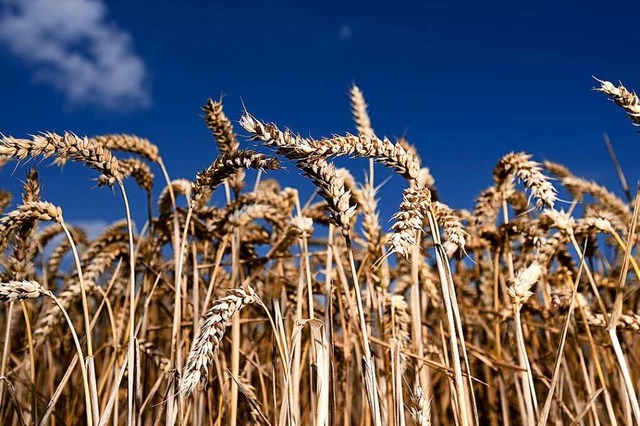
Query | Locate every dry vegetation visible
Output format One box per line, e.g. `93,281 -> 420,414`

0,79 -> 640,425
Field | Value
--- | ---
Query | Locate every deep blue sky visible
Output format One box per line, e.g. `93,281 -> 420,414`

1,0 -> 639,229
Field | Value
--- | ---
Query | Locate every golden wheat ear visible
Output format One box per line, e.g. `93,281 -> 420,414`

595,77 -> 640,127
180,287 -> 259,396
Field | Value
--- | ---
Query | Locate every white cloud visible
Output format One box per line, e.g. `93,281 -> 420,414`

70,219 -> 111,240
0,0 -> 150,109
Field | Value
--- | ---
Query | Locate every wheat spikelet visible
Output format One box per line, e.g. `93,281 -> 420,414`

225,203 -> 287,233
587,312 -> 640,333
34,242 -> 128,343
350,84 -> 374,138
91,134 -> 160,163
360,181 -> 383,261
471,185 -> 502,233
543,160 -> 572,179
507,263 -> 543,306
409,386 -> 432,426
7,168 -> 43,280
560,176 -> 630,226
387,185 -> 431,258
138,340 -> 170,369
335,167 -> 362,206
98,157 -> 154,193
48,133 -> 122,179
203,98 -> 241,154
0,280 -> 49,303
494,152 -> 556,209
595,79 -> 640,126
239,113 -> 317,158
242,111 -> 420,180
203,98 -> 244,192
384,294 -> 410,345
37,223 -> 66,248
47,239 -> 74,280
1,132 -> 121,180
193,150 -> 279,203
0,190 -> 11,213
158,179 -> 193,214
432,201 -> 467,252
22,167 -> 41,203
180,287 -> 259,395
417,167 -> 435,189
0,202 -> 62,241
297,158 -> 357,233
312,133 -> 420,181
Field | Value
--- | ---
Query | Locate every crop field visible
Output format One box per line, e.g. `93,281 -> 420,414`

0,79 -> 639,425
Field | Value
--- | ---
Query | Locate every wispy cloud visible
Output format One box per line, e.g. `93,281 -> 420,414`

0,0 -> 150,109
71,219 -> 111,240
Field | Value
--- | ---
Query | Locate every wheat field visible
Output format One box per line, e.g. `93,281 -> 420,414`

0,79 -> 639,425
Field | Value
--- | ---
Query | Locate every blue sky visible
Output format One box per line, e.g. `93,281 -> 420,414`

1,0 -> 639,228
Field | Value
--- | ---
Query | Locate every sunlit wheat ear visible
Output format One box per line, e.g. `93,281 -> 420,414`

239,113 -> 317,157
560,175 -> 631,225
313,133 -> 420,180
34,241 -> 128,344
92,134 -> 160,163
298,158 -> 357,235
432,201 -> 467,252
384,294 -> 410,345
192,150 -> 280,204
360,180 -> 383,259
507,263 -> 543,307
471,185 -> 502,233
47,132 -> 123,179
350,84 -> 375,138
335,167 -> 362,206
158,179 -> 193,214
493,152 -> 557,209
0,132 -> 122,180
416,166 -> 435,189
203,98 -> 240,153
595,78 -> 640,126
0,280 -> 50,303
225,203 -> 287,234
385,185 -> 431,260
587,312 -> 640,333
180,287 -> 259,396
543,160 -> 573,179
22,167 -> 41,203
0,202 -> 63,241
203,98 -> 245,192
409,386 -> 432,426
98,157 -> 154,193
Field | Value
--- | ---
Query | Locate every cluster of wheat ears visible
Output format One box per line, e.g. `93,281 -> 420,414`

0,79 -> 639,426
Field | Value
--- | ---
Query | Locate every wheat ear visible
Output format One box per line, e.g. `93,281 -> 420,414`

595,78 -> 640,126
494,152 -> 556,209
180,287 -> 259,396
